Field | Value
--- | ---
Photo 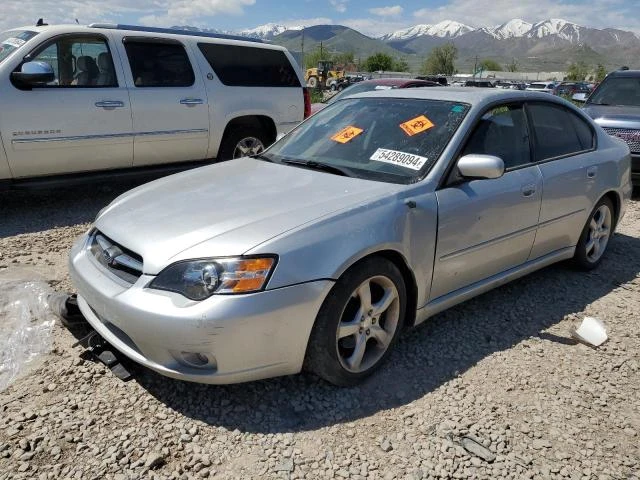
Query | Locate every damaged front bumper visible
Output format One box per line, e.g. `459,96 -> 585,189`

68,235 -> 333,384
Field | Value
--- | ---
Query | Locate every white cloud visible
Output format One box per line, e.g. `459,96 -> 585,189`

341,18 -> 409,37
329,0 -> 348,13
369,5 -> 404,18
412,0 -> 640,32
0,0 -> 255,31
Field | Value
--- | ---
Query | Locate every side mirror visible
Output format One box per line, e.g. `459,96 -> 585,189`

457,154 -> 505,180
572,92 -> 587,103
11,61 -> 55,88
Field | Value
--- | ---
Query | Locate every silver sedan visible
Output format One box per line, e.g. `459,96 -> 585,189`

69,88 -> 633,386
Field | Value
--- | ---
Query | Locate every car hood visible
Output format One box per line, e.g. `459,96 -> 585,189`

95,158 -> 396,274
584,104 -> 640,128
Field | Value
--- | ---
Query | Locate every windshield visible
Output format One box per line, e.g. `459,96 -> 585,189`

326,82 -> 396,104
588,77 -> 640,107
263,97 -> 470,184
0,30 -> 37,65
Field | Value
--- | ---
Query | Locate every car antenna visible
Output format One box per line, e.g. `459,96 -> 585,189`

36,18 -> 48,27
75,19 -> 80,24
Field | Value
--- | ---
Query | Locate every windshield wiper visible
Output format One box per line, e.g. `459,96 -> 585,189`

281,159 -> 353,177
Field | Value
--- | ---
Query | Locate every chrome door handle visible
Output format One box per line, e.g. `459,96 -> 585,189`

587,166 -> 598,178
95,101 -> 125,109
521,184 -> 536,197
180,98 -> 204,106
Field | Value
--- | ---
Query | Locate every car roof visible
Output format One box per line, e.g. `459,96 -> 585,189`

363,78 -> 430,87
608,69 -> 640,78
9,23 -> 287,51
348,87 -> 568,107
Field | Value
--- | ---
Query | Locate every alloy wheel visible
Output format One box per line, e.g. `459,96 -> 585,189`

335,275 -> 400,373
233,137 -> 265,159
585,204 -> 612,263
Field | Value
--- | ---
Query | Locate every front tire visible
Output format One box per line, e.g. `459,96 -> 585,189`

573,197 -> 614,270
218,127 -> 267,161
305,257 -> 406,386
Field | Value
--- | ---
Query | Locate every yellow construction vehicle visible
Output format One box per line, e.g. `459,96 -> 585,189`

305,60 -> 345,89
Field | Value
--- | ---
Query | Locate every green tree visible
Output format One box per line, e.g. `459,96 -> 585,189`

566,61 -> 589,81
334,51 -> 355,67
479,59 -> 502,71
392,57 -> 409,72
421,43 -> 458,76
363,52 -> 394,72
304,47 -> 334,70
594,64 -> 607,82
505,58 -> 518,72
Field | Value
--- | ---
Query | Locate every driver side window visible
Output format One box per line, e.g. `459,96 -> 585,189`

462,104 -> 531,170
31,36 -> 117,87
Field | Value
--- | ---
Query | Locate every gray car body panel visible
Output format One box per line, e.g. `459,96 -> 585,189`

73,88 -> 631,384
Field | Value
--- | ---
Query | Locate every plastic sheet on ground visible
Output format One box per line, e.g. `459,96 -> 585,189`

0,273 -> 56,392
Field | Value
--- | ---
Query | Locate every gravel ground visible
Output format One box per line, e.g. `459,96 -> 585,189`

0,183 -> 639,480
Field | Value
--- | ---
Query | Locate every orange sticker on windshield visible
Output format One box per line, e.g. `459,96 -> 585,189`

399,115 -> 434,136
331,126 -> 364,144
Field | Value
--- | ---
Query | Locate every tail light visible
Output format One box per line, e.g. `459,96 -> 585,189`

303,88 -> 311,119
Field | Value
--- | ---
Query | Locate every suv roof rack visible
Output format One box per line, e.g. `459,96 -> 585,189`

87,23 -> 264,44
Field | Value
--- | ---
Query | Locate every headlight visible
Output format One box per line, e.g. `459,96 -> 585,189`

149,256 -> 277,300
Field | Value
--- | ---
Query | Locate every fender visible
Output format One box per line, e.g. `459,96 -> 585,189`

0,131 -> 12,180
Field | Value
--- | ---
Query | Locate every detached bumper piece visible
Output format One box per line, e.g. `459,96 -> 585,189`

52,294 -> 133,381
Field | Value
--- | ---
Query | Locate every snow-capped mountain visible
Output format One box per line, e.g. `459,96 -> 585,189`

483,19 -> 533,40
382,18 -> 638,44
238,23 -> 302,39
381,20 -> 473,41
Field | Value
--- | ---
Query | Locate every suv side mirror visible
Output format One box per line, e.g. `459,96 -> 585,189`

572,92 -> 587,103
457,154 -> 505,180
11,61 -> 55,88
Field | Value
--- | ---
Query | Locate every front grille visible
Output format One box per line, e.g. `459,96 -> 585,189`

602,127 -> 640,153
89,230 -> 144,284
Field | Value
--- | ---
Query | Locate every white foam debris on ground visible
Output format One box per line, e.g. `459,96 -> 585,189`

0,272 -> 56,392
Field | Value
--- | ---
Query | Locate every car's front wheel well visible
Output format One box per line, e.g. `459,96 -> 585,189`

344,250 -> 418,329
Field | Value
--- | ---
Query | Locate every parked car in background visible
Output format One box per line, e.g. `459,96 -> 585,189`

0,22 -> 307,189
554,82 -> 592,97
415,75 -> 448,86
311,78 -> 439,114
69,88 -> 631,387
526,81 -> 556,93
575,69 -> 640,186
465,80 -> 494,88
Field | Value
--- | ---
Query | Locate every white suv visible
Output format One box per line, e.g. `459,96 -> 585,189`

0,23 -> 309,187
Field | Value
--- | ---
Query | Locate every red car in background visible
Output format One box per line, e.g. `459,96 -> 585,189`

310,78 -> 440,114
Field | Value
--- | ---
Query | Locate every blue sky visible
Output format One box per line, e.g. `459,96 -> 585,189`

3,0 -> 640,36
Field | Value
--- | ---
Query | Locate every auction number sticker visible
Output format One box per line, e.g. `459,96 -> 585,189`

399,115 -> 434,136
370,148 -> 428,171
331,125 -> 364,144
3,38 -> 25,48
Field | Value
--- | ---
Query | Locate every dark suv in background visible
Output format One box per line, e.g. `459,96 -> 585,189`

576,69 -> 640,186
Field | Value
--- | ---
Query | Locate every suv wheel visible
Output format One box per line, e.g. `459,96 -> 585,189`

218,127 -> 267,160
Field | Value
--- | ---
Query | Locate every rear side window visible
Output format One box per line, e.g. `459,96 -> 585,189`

528,103 -> 594,161
198,43 -> 300,87
124,41 -> 194,87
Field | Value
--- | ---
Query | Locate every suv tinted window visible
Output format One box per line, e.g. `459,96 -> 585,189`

124,41 -> 194,87
29,36 -> 116,87
198,43 -> 300,87
462,104 -> 531,169
528,103 -> 594,161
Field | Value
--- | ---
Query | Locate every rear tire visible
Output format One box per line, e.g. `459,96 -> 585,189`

304,257 -> 406,386
572,197 -> 614,270
307,76 -> 318,88
218,127 -> 268,161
